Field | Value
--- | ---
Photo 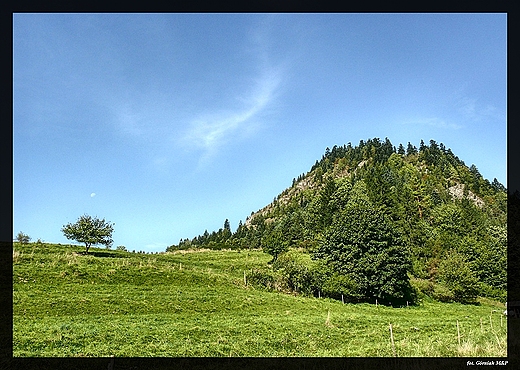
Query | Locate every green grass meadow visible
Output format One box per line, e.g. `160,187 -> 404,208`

13,243 -> 507,357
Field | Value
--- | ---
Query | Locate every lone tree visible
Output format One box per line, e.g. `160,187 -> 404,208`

61,214 -> 114,254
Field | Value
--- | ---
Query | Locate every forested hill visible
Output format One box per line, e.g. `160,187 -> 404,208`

167,138 -> 507,303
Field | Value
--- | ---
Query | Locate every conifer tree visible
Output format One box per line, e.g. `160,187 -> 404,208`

406,142 -> 417,155
419,139 -> 426,152
224,219 -> 231,232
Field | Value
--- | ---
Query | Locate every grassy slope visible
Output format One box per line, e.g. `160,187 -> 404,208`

13,243 -> 507,357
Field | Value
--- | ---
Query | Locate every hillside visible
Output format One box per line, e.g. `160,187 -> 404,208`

13,242 -> 507,357
168,138 -> 507,305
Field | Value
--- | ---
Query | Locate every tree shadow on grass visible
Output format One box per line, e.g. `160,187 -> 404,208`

79,251 -> 126,258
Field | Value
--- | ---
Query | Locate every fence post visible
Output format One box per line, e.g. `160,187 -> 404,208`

457,320 -> 461,346
389,323 -> 396,357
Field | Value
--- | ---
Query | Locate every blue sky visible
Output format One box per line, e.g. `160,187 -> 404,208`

13,13 -> 507,252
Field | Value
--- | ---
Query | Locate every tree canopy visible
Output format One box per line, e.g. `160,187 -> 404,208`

61,214 -> 114,254
314,203 -> 414,305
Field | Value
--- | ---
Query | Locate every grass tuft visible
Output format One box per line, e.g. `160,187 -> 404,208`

13,249 -> 21,263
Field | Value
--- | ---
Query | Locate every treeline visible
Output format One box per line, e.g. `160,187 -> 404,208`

167,218 -> 240,251
167,138 -> 507,305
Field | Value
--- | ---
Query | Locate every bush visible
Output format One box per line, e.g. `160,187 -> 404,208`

432,284 -> 455,303
206,241 -> 231,250
478,283 -> 507,302
320,271 -> 360,302
411,259 -> 429,279
272,250 -> 361,301
273,250 -> 315,295
16,231 -> 31,244
437,250 -> 479,303
410,277 -> 434,300
247,268 -> 276,290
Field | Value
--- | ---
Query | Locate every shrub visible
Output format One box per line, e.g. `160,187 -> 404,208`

478,283 -> 506,302
432,284 -> 455,303
320,271 -> 360,301
437,250 -> 479,303
247,268 -> 276,290
16,231 -> 31,244
272,250 -> 361,301
411,259 -> 429,279
273,250 -> 315,295
410,277 -> 434,300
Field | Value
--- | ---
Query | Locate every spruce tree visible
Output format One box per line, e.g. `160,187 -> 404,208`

406,142 -> 417,155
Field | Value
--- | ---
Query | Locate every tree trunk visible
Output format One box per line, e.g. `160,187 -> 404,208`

85,243 -> 90,254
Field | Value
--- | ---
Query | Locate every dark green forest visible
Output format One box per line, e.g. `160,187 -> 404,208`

167,138 -> 507,306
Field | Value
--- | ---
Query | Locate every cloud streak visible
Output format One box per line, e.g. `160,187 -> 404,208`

182,68 -> 281,159
456,96 -> 502,122
180,15 -> 288,164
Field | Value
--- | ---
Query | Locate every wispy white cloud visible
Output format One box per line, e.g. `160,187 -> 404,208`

456,96 -> 502,122
182,68 -> 281,160
180,15 -> 288,165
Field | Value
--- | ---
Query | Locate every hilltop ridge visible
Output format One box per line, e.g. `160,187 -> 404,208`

168,138 -> 507,303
